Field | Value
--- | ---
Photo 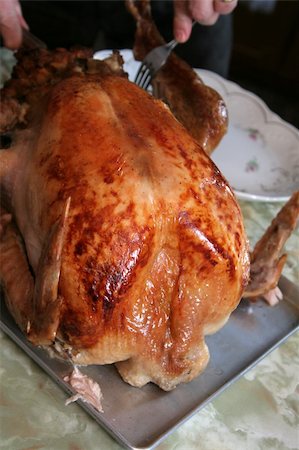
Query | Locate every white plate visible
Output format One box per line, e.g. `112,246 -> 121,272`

198,70 -> 299,202
94,50 -> 299,202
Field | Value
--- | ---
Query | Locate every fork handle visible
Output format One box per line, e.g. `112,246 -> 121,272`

166,21 -> 196,51
166,39 -> 178,51
22,29 -> 47,49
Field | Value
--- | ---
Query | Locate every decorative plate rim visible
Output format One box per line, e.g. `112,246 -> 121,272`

197,69 -> 299,202
197,68 -> 299,138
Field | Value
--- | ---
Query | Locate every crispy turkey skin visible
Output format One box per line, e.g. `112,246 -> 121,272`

0,48 -> 249,390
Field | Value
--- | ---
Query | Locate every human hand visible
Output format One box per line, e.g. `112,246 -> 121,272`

0,0 -> 29,49
173,0 -> 238,42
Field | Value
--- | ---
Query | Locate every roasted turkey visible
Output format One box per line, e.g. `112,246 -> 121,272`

0,46 -> 250,391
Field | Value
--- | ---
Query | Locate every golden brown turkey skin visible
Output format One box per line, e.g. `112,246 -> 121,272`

0,50 -> 249,390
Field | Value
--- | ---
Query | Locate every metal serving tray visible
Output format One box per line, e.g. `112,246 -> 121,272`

1,275 -> 298,450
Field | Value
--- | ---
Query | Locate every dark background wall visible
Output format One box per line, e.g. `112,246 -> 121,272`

229,0 -> 299,128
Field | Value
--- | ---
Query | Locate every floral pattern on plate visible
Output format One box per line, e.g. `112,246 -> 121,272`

197,70 -> 299,202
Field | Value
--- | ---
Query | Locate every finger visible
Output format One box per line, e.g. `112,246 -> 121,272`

173,0 -> 193,43
188,0 -> 219,26
0,0 -> 23,49
15,1 -> 29,30
214,0 -> 238,15
19,16 -> 29,31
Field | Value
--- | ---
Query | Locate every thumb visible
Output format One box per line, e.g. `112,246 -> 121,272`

15,0 -> 29,31
0,0 -> 23,49
173,0 -> 193,43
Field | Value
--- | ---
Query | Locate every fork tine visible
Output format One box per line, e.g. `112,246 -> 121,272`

136,67 -> 152,90
134,65 -> 144,85
134,30 -> 184,90
135,67 -> 152,89
139,70 -> 152,89
134,63 -> 146,82
135,64 -> 150,86
141,74 -> 152,91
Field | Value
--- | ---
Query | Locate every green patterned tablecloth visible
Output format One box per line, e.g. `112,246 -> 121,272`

0,48 -> 298,450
